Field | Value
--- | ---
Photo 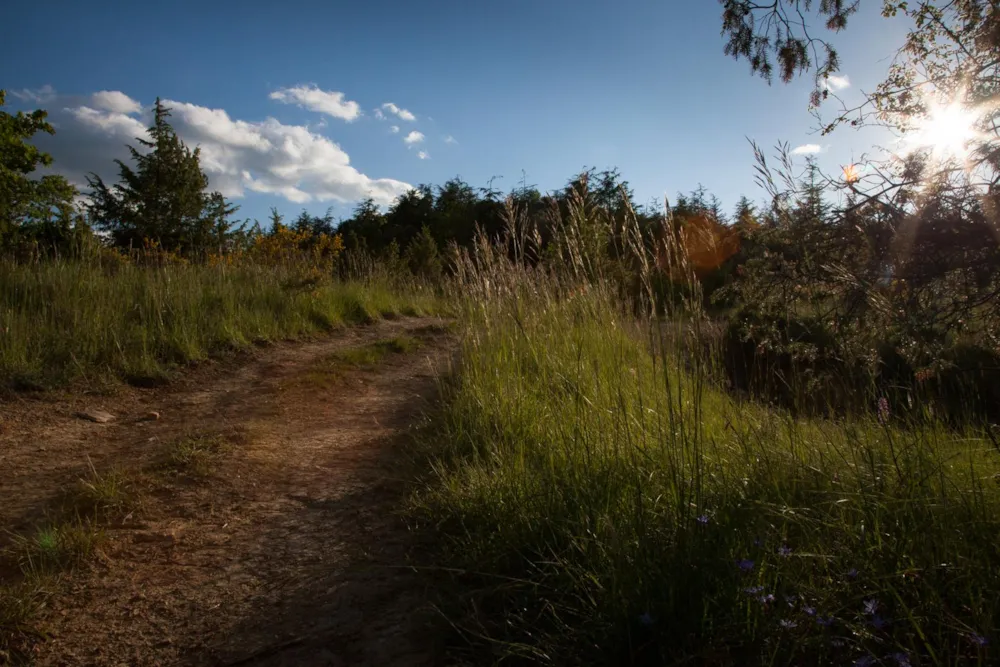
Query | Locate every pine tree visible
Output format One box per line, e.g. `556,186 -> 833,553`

86,98 -> 237,256
404,224 -> 442,278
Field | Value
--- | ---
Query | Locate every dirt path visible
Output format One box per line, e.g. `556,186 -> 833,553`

0,317 -> 456,666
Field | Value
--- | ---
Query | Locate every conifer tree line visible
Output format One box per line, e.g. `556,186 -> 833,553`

0,90 -> 764,278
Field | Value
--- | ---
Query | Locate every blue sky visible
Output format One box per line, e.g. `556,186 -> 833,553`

1,0 -> 909,223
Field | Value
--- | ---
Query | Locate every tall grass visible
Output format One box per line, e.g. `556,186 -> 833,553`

414,189 -> 1000,665
0,258 -> 440,389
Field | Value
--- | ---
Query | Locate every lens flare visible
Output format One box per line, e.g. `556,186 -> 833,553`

843,164 -> 860,183
904,98 -> 981,161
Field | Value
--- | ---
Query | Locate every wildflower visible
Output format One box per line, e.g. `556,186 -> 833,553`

737,559 -> 755,572
696,514 -> 709,525
779,619 -> 798,629
802,606 -> 816,616
758,593 -> 775,605
847,568 -> 859,579
744,585 -> 764,595
817,616 -> 835,627
784,595 -> 796,607
855,656 -> 876,667
870,615 -> 889,630
638,612 -> 654,627
778,545 -> 792,557
877,397 -> 891,424
892,652 -> 912,667
970,633 -> 989,647
863,599 -> 879,615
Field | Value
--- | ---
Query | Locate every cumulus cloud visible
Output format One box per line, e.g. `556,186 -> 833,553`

823,74 -> 850,91
444,135 -> 457,144
403,130 -> 425,145
417,151 -> 429,160
381,102 -> 416,122
268,84 -> 361,121
390,125 -> 400,134
90,90 -> 142,115
791,143 -> 823,155
34,91 -> 410,207
374,108 -> 385,120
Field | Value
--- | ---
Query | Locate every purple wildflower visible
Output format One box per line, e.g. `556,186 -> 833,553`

803,605 -> 816,616
855,656 -> 877,667
744,585 -> 764,595
863,598 -> 879,615
877,397 -> 891,424
758,593 -> 775,605
847,568 -> 859,579
779,619 -> 798,629
892,652 -> 912,667
970,633 -> 989,647
696,514 -> 709,525
737,559 -> 755,572
784,594 -> 796,607
778,545 -> 792,557
638,612 -> 654,627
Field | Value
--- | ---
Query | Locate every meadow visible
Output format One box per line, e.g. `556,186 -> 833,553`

405,205 -> 1000,666
0,255 -> 440,391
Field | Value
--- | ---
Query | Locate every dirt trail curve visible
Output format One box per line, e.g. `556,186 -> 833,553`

0,317 -> 456,666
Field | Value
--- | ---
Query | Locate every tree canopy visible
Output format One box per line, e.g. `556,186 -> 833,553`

0,89 -> 83,257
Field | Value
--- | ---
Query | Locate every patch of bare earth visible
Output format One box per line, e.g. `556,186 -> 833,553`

0,317 -> 456,666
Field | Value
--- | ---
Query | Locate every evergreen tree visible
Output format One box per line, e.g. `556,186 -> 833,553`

292,207 -> 335,236
732,196 -> 758,231
337,197 -> 386,252
86,98 -> 237,256
404,224 -> 442,278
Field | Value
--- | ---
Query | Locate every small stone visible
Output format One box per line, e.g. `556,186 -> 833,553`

141,411 -> 161,421
76,409 -> 115,424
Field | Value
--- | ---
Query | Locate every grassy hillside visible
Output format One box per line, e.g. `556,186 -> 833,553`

415,268 -> 999,665
0,258 -> 440,390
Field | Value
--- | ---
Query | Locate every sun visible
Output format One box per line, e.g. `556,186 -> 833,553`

904,98 -> 981,161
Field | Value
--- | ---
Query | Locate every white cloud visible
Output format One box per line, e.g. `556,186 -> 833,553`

390,125 -> 400,134
69,105 -> 148,137
35,92 -> 410,207
823,74 -> 850,91
10,84 -> 56,104
444,135 -> 457,144
374,108 -> 385,120
417,151 -> 429,160
381,102 -> 416,122
791,143 -> 823,155
403,130 -> 425,145
90,91 -> 142,115
268,85 -> 361,121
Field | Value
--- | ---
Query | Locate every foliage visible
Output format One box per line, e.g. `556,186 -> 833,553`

404,225 -> 442,278
718,142 -> 1000,423
0,89 -> 87,259
86,99 -> 240,258
239,211 -> 345,270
